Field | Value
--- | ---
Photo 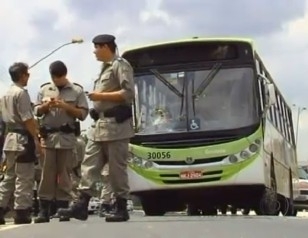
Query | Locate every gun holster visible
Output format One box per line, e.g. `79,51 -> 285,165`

74,121 -> 81,136
16,135 -> 37,163
60,124 -> 74,134
89,108 -> 99,121
104,105 -> 132,123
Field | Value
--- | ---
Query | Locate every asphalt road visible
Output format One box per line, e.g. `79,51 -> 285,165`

0,212 -> 307,238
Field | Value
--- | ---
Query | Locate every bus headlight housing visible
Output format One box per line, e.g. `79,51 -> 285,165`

128,153 -> 155,169
227,139 -> 261,164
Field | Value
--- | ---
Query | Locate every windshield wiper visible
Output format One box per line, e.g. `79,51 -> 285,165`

192,63 -> 222,99
149,69 -> 183,98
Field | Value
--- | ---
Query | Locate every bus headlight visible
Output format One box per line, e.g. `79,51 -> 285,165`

128,153 -> 155,169
254,139 -> 261,145
240,150 -> 249,159
133,157 -> 143,166
249,144 -> 259,153
144,161 -> 154,169
229,155 -> 238,163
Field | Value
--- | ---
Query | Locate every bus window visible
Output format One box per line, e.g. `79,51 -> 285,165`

134,73 -> 186,134
190,67 -> 257,131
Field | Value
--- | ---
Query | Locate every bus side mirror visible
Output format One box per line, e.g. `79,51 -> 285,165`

265,83 -> 276,108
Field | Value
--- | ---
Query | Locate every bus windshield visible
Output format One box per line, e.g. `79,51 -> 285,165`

134,66 -> 257,135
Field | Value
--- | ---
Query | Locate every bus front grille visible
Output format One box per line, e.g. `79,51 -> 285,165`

154,156 -> 225,166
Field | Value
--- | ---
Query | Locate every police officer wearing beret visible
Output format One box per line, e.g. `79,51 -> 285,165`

58,34 -> 135,222
33,61 -> 89,223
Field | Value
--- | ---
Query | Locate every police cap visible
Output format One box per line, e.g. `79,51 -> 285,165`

92,34 -> 116,45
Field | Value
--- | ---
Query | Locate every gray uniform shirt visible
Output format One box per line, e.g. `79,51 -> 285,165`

34,82 -> 89,149
88,57 -> 135,142
1,83 -> 34,151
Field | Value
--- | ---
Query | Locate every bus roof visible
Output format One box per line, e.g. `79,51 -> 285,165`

122,37 -> 255,54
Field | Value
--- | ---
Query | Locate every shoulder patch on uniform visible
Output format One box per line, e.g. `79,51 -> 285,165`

40,82 -> 51,88
73,82 -> 83,89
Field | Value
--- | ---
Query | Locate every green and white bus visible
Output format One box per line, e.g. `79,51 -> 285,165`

122,37 -> 299,216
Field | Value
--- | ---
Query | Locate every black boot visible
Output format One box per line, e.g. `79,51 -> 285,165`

49,200 -> 58,218
98,203 -> 112,218
56,201 -> 71,222
105,197 -> 129,222
57,192 -> 90,221
32,190 -> 39,217
0,207 -> 6,225
34,200 -> 51,223
14,209 -> 32,224
49,200 -> 57,218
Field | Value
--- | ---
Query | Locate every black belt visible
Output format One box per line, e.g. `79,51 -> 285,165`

45,128 -> 61,133
40,126 -> 75,134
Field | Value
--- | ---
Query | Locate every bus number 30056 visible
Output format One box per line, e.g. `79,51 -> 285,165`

147,152 -> 171,160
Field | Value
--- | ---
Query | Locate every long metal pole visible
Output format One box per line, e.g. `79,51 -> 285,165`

29,39 -> 83,69
295,106 -> 306,145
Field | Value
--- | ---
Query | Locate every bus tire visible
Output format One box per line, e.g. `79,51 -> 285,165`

230,206 -> 237,215
201,207 -> 217,216
187,204 -> 201,216
256,159 -> 279,215
140,198 -> 166,216
242,208 -> 250,215
220,205 -> 227,215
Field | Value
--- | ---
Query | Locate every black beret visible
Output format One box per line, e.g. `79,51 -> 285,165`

92,34 -> 116,44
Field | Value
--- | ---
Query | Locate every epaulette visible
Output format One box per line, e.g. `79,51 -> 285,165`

115,57 -> 130,66
115,57 -> 123,61
73,82 -> 83,89
40,82 -> 51,88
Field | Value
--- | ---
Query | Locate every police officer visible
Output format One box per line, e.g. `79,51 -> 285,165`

58,34 -> 135,222
0,62 -> 42,225
33,61 -> 89,223
98,163 -> 114,217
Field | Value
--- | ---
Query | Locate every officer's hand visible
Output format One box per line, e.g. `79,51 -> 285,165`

50,99 -> 68,109
40,101 -> 52,112
87,92 -> 102,101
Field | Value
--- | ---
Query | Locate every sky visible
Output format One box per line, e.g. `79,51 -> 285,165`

1,0 -> 308,161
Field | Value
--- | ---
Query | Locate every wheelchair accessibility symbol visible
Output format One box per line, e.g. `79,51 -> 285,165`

189,118 -> 200,131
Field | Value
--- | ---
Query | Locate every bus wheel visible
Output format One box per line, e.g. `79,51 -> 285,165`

242,208 -> 250,215
201,207 -> 217,216
281,171 -> 296,216
187,204 -> 201,216
257,176 -> 280,216
141,199 -> 166,216
230,206 -> 237,215
292,209 -> 298,216
220,205 -> 227,215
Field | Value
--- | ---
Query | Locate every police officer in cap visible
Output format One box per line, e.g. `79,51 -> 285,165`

58,34 -> 135,222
